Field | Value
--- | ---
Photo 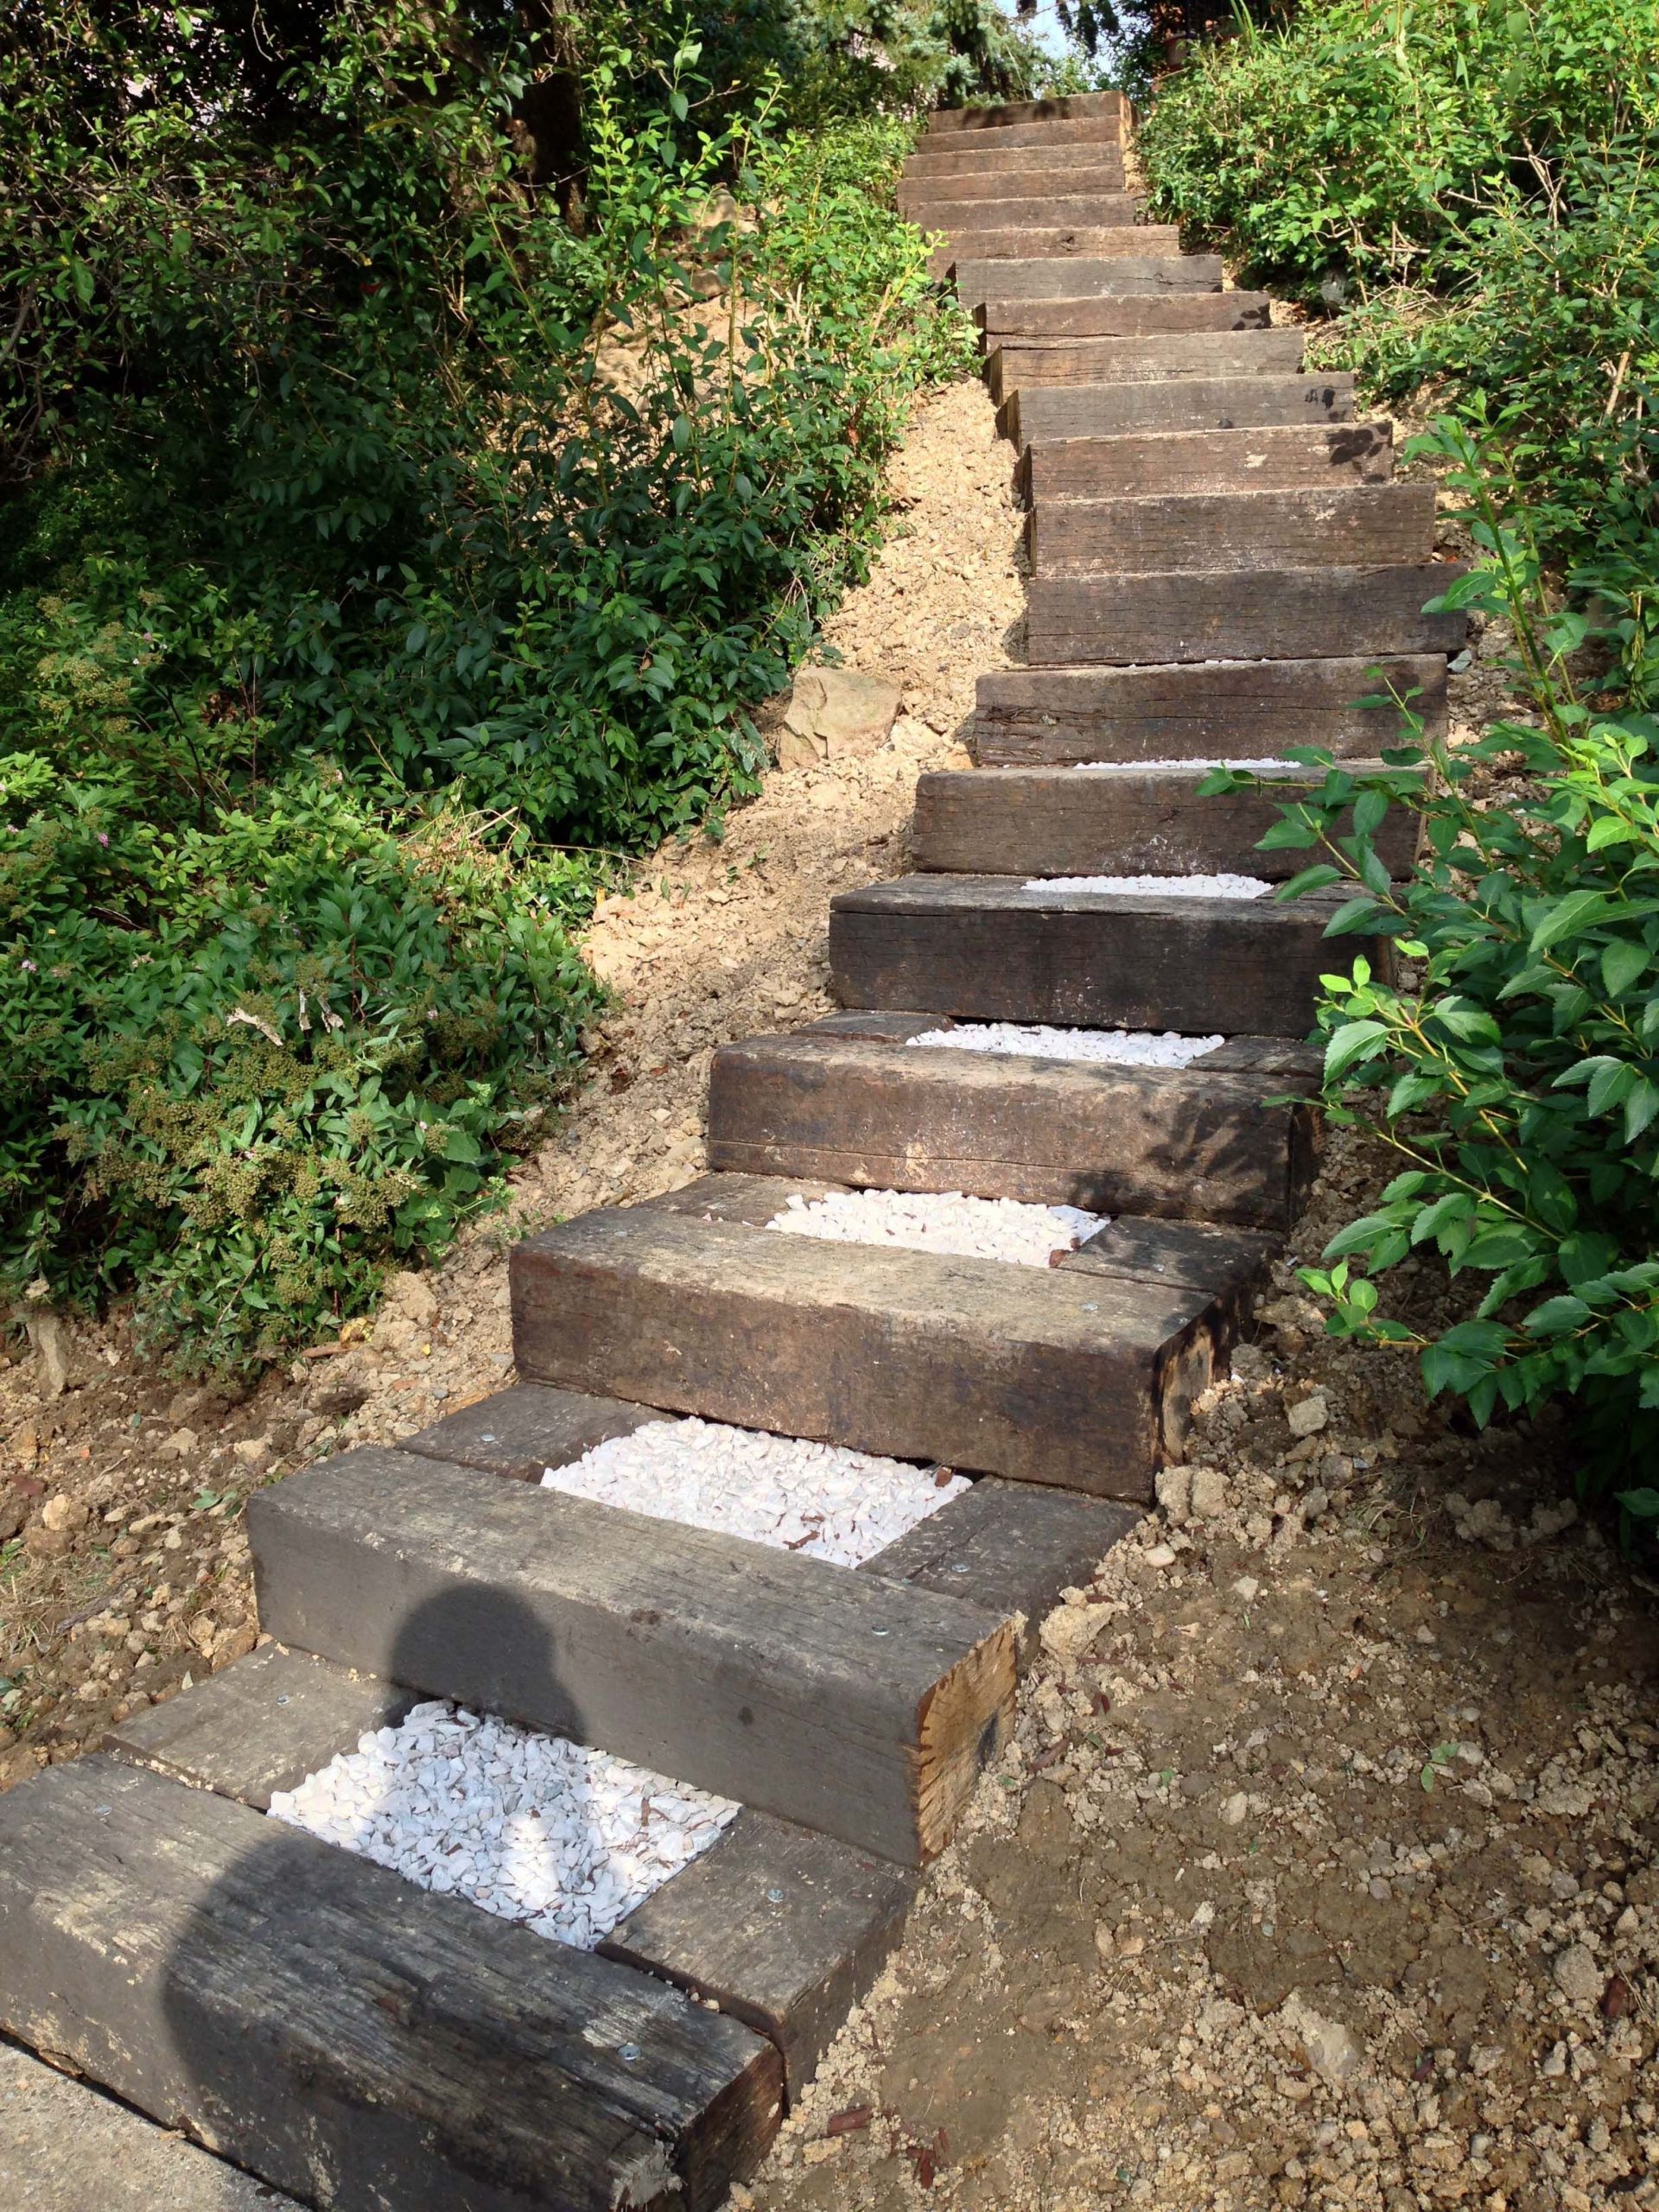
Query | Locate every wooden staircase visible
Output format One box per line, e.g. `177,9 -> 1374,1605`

0,89 -> 1459,2209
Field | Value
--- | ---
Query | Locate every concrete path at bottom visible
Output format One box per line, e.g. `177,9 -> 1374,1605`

0,2042 -> 299,2212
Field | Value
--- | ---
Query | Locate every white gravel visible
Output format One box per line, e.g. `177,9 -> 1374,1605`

767,1186 -> 1105,1266
270,1701 -> 738,1950
542,1414 -> 969,1566
907,1023 -> 1225,1067
1070,756 -> 1296,772
1027,872 -> 1273,899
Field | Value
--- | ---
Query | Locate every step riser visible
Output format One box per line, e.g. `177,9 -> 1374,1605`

830,885 -> 1387,1039
1018,424 -> 1394,503
932,227 -> 1181,276
954,255 -> 1223,308
925,92 -> 1128,133
974,654 -> 1448,759
906,142 -> 1128,174
1026,486 -> 1437,576
707,1035 -> 1315,1230
1012,565 -> 1463,666
906,194 -> 1144,231
911,768 -> 1421,880
251,1449 -> 1015,1868
1003,375 -> 1356,442
980,294 -> 1272,342
0,1758 -> 780,2212
988,329 -> 1304,398
903,162 -> 1128,196
512,1215 -> 1220,1500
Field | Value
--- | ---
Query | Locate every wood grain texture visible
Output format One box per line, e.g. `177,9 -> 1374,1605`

1012,567 -> 1464,670
601,1815 -> 918,2101
251,1447 -> 1015,1866
903,162 -> 1127,200
871,1477 -> 1140,1642
910,764 -> 1421,880
510,1207 -> 1228,1498
988,327 -> 1304,400
705,1028 -> 1314,1227
1026,484 -> 1437,576
904,141 -> 1129,176
931,226 -> 1181,278
978,292 -> 1271,341
1018,423 -> 1394,503
1001,373 -> 1356,443
105,1643 -> 416,1810
829,874 -> 1383,1038
952,255 -> 1222,308
906,193 -> 1144,232
0,1755 -> 781,2212
1062,1217 -> 1276,1306
925,92 -> 1127,134
987,648 -> 1446,752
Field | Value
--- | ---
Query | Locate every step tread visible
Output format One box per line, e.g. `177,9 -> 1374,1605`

0,1755 -> 779,2212
953,255 -> 1224,308
935,226 -> 1182,268
512,1206 -> 1232,1499
251,1446 -> 1015,1867
978,293 -> 1272,339
1019,423 -> 1395,501
925,92 -> 1128,132
910,760 -> 1421,880
988,328 -> 1304,399
906,194 -> 1144,224
902,164 -> 1128,197
707,1028 -> 1316,1229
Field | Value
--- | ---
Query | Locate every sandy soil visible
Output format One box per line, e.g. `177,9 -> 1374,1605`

2,371 -> 1654,2212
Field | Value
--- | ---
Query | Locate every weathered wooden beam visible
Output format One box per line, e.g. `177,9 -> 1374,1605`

906,192 -> 1144,232
511,1209 -> 1227,1498
910,764 -> 1421,880
251,1447 -> 1015,1867
903,142 -> 1128,177
1017,423 -> 1394,503
1001,373 -> 1355,442
925,92 -> 1128,135
706,1028 -> 1315,1228
829,874 -> 1382,1037
951,255 -> 1223,309
988,327 -> 1304,400
977,292 -> 1271,341
931,226 -> 1181,279
1014,566 -> 1463,670
903,162 -> 1128,200
1026,483 -> 1437,576
404,1381 -> 663,1479
0,1755 -> 782,2212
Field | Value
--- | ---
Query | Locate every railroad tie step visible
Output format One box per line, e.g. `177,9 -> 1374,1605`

901,160 -> 1128,198
1009,565 -> 1464,670
705,1018 -> 1319,1228
976,292 -> 1273,342
0,1755 -> 781,2212
924,91 -> 1128,133
509,1200 -> 1244,1498
987,327 -> 1305,401
903,142 -> 1128,180
901,192 -> 1146,232
911,762 -> 1422,880
1000,372 -> 1356,443
828,873 -> 1389,1038
1016,423 -> 1394,504
1026,483 -> 1438,576
931,226 -> 1182,279
247,1446 -> 1016,1867
951,254 -> 1224,309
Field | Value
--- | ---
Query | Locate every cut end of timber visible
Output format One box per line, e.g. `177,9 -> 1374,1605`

913,1618 -> 1020,1859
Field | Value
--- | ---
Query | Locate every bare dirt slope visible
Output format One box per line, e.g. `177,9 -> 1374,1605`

2,374 -> 1655,2212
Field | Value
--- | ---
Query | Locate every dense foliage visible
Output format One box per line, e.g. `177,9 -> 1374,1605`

0,0 -> 978,1363
1205,429 -> 1659,1516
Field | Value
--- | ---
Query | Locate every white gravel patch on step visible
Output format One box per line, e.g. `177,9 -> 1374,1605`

543,1415 -> 968,1564
1070,756 -> 1295,772
270,1701 -> 738,1950
907,1022 -> 1224,1067
768,1185 -> 1105,1267
1027,872 -> 1273,899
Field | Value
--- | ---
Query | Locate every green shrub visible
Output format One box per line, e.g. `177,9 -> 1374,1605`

1204,423 -> 1659,1519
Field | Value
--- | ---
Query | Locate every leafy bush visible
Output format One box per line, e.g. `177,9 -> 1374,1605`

1204,424 -> 1659,1521
0,2 -> 974,1363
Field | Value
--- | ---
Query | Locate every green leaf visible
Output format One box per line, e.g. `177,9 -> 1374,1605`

1601,939 -> 1648,997
1523,1295 -> 1592,1337
1324,1019 -> 1389,1079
